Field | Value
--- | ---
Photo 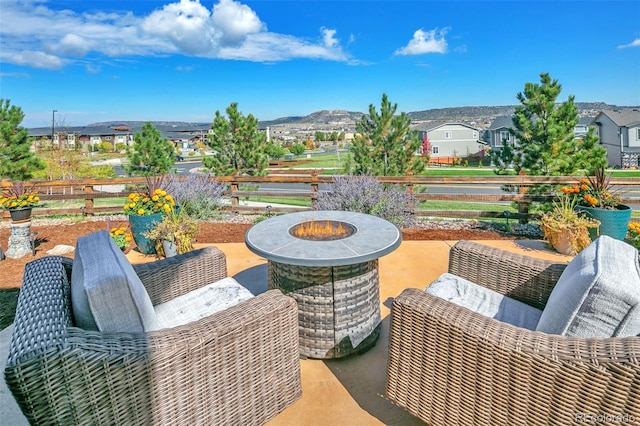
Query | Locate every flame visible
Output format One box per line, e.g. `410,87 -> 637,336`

292,219 -> 351,240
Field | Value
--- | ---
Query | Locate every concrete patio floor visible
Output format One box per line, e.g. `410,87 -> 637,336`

1,239 -> 572,426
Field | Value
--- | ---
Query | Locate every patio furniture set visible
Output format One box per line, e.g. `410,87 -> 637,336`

4,211 -> 640,424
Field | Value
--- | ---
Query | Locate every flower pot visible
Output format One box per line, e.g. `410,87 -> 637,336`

576,204 -> 632,241
129,213 -> 164,255
9,207 -> 32,223
550,232 -> 574,256
162,239 -> 179,258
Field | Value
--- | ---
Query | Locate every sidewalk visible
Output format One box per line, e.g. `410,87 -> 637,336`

1,239 -> 571,425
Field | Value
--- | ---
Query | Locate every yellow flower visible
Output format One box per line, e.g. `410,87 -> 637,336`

137,208 -> 145,215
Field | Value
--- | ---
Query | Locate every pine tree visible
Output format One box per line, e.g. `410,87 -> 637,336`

0,99 -> 45,181
124,122 -> 176,191
349,93 -> 424,176
491,73 -> 607,176
203,103 -> 267,176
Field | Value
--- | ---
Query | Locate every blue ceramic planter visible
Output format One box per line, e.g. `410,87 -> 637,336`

576,204 -> 632,241
129,213 -> 164,255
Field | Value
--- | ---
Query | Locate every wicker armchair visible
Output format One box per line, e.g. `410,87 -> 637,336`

386,240 -> 640,425
5,247 -> 301,425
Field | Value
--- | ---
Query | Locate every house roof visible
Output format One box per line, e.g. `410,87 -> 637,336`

411,121 -> 480,132
596,109 -> 640,127
487,115 -> 514,130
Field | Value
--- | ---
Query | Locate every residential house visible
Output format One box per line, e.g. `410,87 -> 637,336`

484,108 -> 640,168
411,121 -> 484,163
592,109 -> 640,168
486,114 -> 599,148
484,116 -> 517,150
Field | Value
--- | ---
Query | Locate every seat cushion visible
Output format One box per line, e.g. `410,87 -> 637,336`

536,235 -> 640,338
71,230 -> 158,332
154,277 -> 254,329
425,273 -> 543,330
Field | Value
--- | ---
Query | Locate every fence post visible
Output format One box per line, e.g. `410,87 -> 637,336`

1,179 -> 10,221
230,178 -> 239,208
310,170 -> 319,209
84,184 -> 95,216
518,171 -> 529,224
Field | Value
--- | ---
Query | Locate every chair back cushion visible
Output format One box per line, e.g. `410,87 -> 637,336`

536,235 -> 640,337
425,273 -> 542,330
71,230 -> 158,332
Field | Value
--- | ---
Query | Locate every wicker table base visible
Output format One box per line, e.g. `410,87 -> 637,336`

268,259 -> 381,359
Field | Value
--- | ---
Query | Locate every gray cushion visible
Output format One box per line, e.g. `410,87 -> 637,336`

425,273 -> 543,330
536,235 -> 640,338
71,230 -> 158,333
154,277 -> 254,330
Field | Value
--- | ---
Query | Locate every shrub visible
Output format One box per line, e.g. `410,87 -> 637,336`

166,174 -> 227,220
315,175 -> 415,227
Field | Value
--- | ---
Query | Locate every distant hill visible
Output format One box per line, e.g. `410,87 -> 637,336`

81,102 -> 634,130
260,110 -> 364,127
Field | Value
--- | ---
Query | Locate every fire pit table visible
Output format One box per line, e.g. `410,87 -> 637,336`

245,210 -> 401,359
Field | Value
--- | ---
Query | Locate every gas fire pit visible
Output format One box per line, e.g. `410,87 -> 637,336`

245,210 -> 401,359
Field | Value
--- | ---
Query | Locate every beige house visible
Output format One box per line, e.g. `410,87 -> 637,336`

411,121 -> 484,162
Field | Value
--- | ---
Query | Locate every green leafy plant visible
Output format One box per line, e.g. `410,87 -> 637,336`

540,191 -> 600,255
627,222 -> 640,249
109,226 -> 132,251
0,182 -> 39,209
563,167 -> 622,210
143,208 -> 199,255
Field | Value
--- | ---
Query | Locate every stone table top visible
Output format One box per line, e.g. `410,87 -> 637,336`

244,211 -> 402,267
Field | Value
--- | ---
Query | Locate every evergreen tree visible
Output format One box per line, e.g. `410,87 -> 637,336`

0,99 -> 45,181
124,122 -> 176,191
491,73 -> 607,176
349,93 -> 424,176
203,103 -> 267,176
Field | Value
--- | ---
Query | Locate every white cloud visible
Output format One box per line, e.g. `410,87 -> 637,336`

141,0 -> 218,55
0,0 -> 352,69
212,0 -> 265,45
617,38 -> 640,49
58,34 -> 93,56
10,50 -> 66,70
322,28 -> 338,48
394,28 -> 448,56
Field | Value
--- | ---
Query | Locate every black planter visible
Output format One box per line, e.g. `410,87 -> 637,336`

9,207 -> 33,222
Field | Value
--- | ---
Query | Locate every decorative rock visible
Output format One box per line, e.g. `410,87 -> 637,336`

5,221 -> 33,259
46,245 -> 76,255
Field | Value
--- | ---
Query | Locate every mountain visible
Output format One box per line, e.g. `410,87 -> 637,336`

82,102 -> 633,130
260,110 -> 364,127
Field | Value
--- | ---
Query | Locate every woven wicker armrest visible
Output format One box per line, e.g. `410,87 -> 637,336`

386,288 -> 640,426
6,271 -> 302,426
133,246 -> 228,304
448,240 -> 568,309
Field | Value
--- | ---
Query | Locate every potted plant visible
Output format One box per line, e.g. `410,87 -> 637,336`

0,182 -> 40,222
627,222 -> 640,250
109,225 -> 132,252
143,208 -> 199,257
565,167 -> 631,240
540,189 -> 600,255
123,177 -> 176,254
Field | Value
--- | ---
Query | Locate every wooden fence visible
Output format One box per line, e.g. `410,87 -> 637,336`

2,172 -> 639,223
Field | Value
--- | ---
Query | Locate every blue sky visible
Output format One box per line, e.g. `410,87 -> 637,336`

1,0 -> 639,128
